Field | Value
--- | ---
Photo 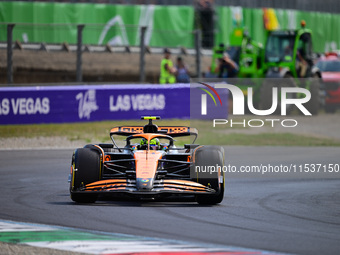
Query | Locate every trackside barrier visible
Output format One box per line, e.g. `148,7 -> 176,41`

0,84 -> 192,125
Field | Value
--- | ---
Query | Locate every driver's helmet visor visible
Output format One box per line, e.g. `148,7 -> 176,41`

150,144 -> 158,150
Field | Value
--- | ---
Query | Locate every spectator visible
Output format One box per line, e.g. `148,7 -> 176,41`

196,0 -> 215,48
297,47 -> 308,77
176,57 -> 190,83
217,53 -> 239,78
159,48 -> 176,84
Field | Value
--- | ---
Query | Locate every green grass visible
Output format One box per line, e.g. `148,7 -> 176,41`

0,120 -> 190,144
0,119 -> 339,147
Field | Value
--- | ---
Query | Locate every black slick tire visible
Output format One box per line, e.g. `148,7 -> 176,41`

70,148 -> 101,203
192,146 -> 225,205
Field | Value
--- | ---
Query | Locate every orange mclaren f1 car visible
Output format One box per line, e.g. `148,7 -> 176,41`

69,116 -> 225,205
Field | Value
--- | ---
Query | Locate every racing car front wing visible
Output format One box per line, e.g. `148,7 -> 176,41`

72,179 -> 217,195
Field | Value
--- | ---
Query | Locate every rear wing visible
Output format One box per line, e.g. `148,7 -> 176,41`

110,126 -> 198,138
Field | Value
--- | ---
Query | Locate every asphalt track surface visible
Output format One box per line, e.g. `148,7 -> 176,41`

0,146 -> 339,255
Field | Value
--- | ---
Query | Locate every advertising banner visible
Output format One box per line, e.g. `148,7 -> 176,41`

190,82 -> 229,120
0,84 -> 190,124
0,2 -> 194,48
1,2 -> 339,52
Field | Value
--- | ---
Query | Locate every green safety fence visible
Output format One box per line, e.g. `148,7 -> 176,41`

0,1 -> 339,52
0,2 -> 195,48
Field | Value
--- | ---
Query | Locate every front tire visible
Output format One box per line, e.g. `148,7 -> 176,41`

70,148 -> 101,203
192,146 -> 225,205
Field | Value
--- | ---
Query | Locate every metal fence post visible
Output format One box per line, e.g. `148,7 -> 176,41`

7,24 -> 15,84
77,24 -> 84,83
139,26 -> 147,83
194,29 -> 202,79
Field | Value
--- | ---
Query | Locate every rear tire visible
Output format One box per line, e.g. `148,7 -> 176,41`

70,148 -> 101,203
192,146 -> 225,205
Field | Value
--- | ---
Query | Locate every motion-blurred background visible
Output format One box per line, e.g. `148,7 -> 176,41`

1,0 -> 340,84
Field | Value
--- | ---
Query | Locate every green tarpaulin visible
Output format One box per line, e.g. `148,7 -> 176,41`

0,2 -> 339,52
